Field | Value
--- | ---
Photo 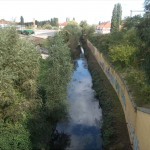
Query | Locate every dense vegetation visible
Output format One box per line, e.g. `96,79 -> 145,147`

89,2 -> 150,107
63,21 -> 82,50
0,28 -> 73,149
0,27 -> 40,149
82,41 -> 130,149
23,18 -> 59,28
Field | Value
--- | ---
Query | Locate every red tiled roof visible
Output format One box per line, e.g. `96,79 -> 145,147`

97,22 -> 111,29
0,19 -> 12,25
59,22 -> 68,26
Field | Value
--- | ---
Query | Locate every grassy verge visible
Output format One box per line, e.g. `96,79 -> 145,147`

82,41 -> 131,150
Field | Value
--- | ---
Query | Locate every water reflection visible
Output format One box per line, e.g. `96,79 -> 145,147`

57,57 -> 103,150
50,129 -> 71,150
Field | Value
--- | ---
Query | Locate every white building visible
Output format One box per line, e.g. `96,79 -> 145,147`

96,22 -> 111,34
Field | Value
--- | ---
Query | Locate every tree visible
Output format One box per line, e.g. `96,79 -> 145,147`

63,21 -> 82,49
145,0 -> 150,18
51,18 -> 59,26
0,27 -> 41,149
66,17 -> 70,22
79,20 -> 95,38
20,16 -> 24,25
116,3 -> 122,28
145,0 -> 150,11
38,33 -> 73,122
122,15 -> 142,31
111,3 -> 122,32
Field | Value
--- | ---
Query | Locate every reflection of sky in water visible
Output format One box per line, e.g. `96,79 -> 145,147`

57,58 -> 103,150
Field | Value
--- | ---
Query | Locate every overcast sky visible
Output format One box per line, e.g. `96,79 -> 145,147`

0,0 -> 144,24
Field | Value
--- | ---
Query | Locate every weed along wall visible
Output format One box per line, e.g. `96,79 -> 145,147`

86,40 -> 150,150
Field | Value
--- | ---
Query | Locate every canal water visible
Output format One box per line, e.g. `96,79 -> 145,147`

55,50 -> 103,150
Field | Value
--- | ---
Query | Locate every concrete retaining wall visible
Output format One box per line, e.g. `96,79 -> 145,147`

87,40 -> 150,150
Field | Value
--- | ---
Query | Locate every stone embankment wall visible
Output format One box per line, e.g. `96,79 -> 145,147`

87,40 -> 150,150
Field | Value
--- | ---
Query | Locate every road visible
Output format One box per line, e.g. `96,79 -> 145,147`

32,29 -> 58,39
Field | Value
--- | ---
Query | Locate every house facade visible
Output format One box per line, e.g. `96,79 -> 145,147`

96,22 -> 111,34
0,19 -> 11,28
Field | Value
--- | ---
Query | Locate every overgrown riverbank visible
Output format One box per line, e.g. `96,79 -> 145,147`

0,27 -> 73,150
82,40 -> 131,149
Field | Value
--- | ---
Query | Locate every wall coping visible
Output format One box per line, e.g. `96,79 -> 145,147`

137,107 -> 150,114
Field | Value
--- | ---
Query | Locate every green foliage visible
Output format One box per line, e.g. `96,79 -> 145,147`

89,13 -> 150,107
38,33 -> 73,121
29,33 -> 73,149
63,21 -> 82,49
0,28 -> 41,123
126,68 -> 150,106
123,28 -> 141,47
111,3 -> 122,32
0,27 -> 73,150
50,18 -> 59,27
122,15 -> 142,31
0,28 -> 41,149
109,44 -> 137,67
145,0 -> 150,11
136,17 -> 150,78
42,23 -> 52,29
41,34 -> 72,112
80,20 -> 95,38
20,16 -> 24,25
0,123 -> 31,150
89,34 -> 110,55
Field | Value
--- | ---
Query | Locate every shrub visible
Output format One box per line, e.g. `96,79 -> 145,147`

42,23 -> 52,29
109,44 -> 137,67
126,68 -> 150,106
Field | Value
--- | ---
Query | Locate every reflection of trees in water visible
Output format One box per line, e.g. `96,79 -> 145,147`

50,129 -> 71,150
74,60 -> 79,70
28,108 -> 70,150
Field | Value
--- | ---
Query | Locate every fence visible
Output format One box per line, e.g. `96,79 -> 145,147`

87,40 -> 150,150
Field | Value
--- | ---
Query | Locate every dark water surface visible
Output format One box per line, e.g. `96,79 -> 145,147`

56,56 -> 103,150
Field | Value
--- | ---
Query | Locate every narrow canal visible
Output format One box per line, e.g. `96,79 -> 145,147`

56,49 -> 103,150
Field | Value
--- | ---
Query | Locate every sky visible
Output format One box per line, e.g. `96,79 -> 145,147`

0,0 -> 145,24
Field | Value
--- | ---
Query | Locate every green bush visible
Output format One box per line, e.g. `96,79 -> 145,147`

126,69 -> 150,106
0,123 -> 31,150
0,27 -> 40,149
42,23 -> 52,29
63,21 -> 82,49
38,33 -> 73,121
52,26 -> 59,30
109,44 -> 137,67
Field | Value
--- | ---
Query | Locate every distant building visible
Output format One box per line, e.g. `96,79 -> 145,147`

59,22 -> 68,29
0,19 -> 24,30
96,22 -> 111,34
0,19 -> 12,28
